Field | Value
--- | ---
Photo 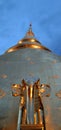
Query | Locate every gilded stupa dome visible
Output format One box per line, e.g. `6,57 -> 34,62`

0,25 -> 61,130
6,24 -> 51,53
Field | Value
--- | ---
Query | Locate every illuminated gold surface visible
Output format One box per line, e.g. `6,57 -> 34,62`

38,109 -> 42,124
6,41 -> 51,53
22,108 -> 27,124
13,79 -> 46,130
18,38 -> 40,44
11,84 -> 21,96
20,96 -> 25,106
6,25 -> 51,53
30,85 -> 33,99
21,124 -> 44,130
34,113 -> 37,124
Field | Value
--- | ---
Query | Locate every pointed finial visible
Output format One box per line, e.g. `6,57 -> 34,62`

30,23 -> 32,28
25,23 -> 34,37
29,23 -> 32,32
24,23 -> 35,38
30,23 -> 32,27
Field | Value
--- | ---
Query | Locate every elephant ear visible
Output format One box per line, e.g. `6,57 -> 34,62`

40,84 -> 51,97
11,84 -> 21,96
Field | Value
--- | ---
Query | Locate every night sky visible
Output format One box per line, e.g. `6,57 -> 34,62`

0,0 -> 61,55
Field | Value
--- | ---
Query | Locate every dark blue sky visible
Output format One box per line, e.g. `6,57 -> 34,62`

0,0 -> 61,55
